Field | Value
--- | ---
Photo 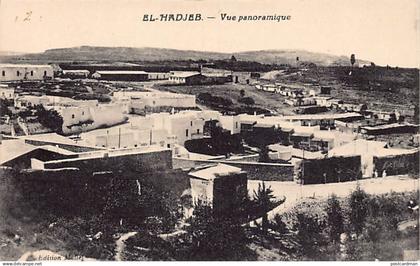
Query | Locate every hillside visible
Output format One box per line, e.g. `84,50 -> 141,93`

0,46 -> 370,66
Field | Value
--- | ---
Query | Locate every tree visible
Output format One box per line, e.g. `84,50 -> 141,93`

252,182 -> 280,233
182,201 -> 252,260
348,184 -> 369,236
35,105 -> 63,133
326,194 -> 344,243
0,99 -> 12,117
230,55 -> 237,62
271,214 -> 288,234
239,89 -> 245,98
258,146 -> 270,163
350,54 -> 356,67
294,212 -> 325,258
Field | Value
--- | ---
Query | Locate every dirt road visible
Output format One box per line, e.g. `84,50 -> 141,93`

248,175 -> 418,223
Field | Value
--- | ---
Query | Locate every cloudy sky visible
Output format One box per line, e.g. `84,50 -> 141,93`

0,0 -> 418,67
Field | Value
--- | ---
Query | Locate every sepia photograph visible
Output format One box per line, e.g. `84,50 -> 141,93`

0,0 -> 419,264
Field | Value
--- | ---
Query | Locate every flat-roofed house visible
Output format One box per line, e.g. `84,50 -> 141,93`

0,64 -> 53,81
189,163 -> 247,215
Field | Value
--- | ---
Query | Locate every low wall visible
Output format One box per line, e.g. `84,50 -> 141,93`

173,157 -> 294,181
24,139 -> 101,152
43,149 -> 173,174
1,166 -> 190,217
222,161 -> 294,181
373,151 -> 419,176
298,155 -> 362,185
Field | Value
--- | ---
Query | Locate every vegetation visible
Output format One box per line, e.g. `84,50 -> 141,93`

238,96 -> 255,106
294,212 -> 326,258
252,182 -> 283,233
184,123 -> 244,156
0,99 -> 12,117
197,92 -> 233,108
178,203 -> 254,260
348,184 -> 369,236
35,104 -> 63,133
326,194 -> 344,243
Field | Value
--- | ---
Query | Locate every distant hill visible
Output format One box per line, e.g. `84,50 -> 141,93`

0,46 -> 371,66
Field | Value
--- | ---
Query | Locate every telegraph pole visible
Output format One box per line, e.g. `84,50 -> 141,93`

118,127 -> 121,149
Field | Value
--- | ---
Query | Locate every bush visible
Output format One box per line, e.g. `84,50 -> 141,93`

348,184 -> 370,235
35,105 -> 63,133
294,212 -> 326,258
326,194 -> 344,243
238,97 -> 255,106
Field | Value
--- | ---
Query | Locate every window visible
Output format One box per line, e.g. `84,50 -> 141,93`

44,71 -> 47,76
185,129 -> 189,137
190,121 -> 193,126
167,144 -> 171,148
1,71 -> 5,76
82,111 -> 85,115
30,71 -> 34,76
235,122 -> 238,129
197,129 -> 200,134
71,114 -> 75,119
17,71 -> 20,76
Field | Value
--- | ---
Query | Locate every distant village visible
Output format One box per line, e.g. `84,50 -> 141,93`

0,61 -> 419,224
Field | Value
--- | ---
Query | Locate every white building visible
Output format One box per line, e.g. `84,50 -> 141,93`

168,71 -> 201,84
0,64 -> 53,81
62,70 -> 90,78
147,72 -> 170,80
0,86 -> 14,100
80,110 -> 214,149
54,103 -> 127,134
113,90 -> 196,109
219,115 -> 241,134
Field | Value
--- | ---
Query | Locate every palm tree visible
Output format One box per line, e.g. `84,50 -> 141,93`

253,182 -> 277,233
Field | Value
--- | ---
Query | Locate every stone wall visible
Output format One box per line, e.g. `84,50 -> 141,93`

373,151 -> 419,176
298,155 -> 362,185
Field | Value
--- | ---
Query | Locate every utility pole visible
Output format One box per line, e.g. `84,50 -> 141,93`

106,130 -> 109,147
118,127 -> 121,149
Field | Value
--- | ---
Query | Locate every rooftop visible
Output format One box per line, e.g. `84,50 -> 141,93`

189,163 -> 242,181
361,122 -> 418,131
0,140 -> 37,165
62,70 -> 90,73
16,133 -> 96,148
0,63 -> 52,68
42,145 -> 169,164
0,139 -> 75,165
170,71 -> 201,78
95,70 -> 148,75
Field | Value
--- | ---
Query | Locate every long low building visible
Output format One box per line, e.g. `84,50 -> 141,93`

113,90 -> 196,109
0,64 -> 54,81
92,70 -> 149,81
360,123 -> 418,135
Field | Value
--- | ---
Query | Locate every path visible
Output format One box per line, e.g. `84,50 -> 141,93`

114,231 -> 138,261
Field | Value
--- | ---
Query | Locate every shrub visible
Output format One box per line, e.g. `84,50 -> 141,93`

238,97 -> 255,106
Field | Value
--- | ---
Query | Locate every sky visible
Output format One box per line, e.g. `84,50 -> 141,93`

0,0 -> 418,67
